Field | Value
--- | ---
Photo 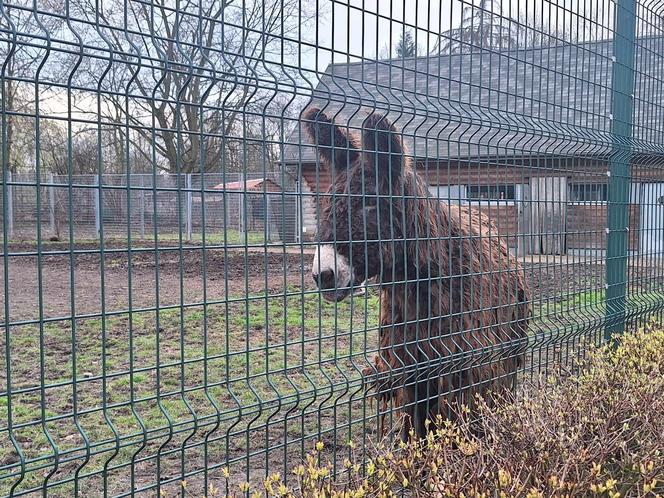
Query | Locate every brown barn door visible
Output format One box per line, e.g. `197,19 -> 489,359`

528,177 -> 567,255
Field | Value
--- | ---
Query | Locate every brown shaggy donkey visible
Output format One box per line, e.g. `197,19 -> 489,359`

303,107 -> 531,439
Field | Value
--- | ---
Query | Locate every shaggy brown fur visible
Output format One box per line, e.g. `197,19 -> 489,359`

303,108 -> 531,439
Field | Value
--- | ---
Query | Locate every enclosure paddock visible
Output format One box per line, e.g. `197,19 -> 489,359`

2,0 -> 664,496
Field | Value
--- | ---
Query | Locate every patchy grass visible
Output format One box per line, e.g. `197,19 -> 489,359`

0,288 -> 380,496
155,229 -> 268,246
4,229 -> 267,247
2,285 -> 659,496
202,324 -> 664,498
533,289 -> 664,325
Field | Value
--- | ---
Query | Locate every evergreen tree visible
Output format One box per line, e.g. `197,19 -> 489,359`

395,30 -> 417,58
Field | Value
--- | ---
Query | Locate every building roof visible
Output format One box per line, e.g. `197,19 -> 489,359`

284,37 -> 664,165
212,178 -> 282,192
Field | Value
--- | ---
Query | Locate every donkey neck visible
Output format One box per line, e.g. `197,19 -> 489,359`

380,275 -> 449,322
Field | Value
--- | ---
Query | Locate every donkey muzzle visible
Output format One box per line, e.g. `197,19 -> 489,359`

312,244 -> 356,302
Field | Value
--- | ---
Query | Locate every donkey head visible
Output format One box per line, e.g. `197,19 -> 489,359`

303,107 -> 408,302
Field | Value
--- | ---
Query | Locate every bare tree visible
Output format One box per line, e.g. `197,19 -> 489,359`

0,0 -> 68,172
69,0 -> 314,174
434,0 -> 515,54
433,1 -> 591,55
514,5 -> 582,48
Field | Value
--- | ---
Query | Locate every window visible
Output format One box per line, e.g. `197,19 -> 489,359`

428,184 -> 520,203
428,185 -> 467,203
467,185 -> 516,201
568,184 -> 608,202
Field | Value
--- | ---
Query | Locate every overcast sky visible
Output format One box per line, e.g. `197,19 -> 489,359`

36,0 -> 613,122
306,0 -> 612,72
312,0 -> 459,70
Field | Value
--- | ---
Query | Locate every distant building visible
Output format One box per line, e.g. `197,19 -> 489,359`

283,37 -> 664,256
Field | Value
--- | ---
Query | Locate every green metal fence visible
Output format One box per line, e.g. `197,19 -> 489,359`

1,0 -> 663,495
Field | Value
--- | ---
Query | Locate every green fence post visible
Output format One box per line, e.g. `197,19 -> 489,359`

186,173 -> 193,242
605,0 -> 637,341
94,173 -> 101,239
49,173 -> 55,234
140,175 -> 146,239
6,170 -> 12,239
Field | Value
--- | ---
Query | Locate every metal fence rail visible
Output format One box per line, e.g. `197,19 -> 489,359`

1,0 -> 664,496
2,172 -> 299,243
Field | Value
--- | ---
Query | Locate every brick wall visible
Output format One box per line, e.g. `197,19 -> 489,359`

567,203 -> 640,251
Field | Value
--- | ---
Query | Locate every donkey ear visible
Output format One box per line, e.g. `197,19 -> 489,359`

362,113 -> 404,177
302,107 -> 359,172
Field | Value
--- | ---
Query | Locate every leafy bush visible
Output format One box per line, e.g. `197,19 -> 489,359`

201,325 -> 664,497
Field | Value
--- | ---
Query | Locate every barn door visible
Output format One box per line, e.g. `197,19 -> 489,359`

529,177 -> 567,255
640,183 -> 664,255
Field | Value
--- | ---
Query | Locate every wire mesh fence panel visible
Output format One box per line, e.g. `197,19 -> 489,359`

1,0 -> 663,496
1,172 -> 300,245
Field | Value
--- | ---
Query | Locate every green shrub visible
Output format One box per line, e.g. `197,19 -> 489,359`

195,325 -> 664,498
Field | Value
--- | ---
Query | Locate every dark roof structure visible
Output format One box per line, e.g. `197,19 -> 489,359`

284,37 -> 664,164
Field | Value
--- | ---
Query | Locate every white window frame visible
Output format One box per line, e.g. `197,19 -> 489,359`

428,184 -> 523,206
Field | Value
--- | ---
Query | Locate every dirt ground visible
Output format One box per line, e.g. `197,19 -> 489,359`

1,241 -> 317,324
3,240 -> 650,324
